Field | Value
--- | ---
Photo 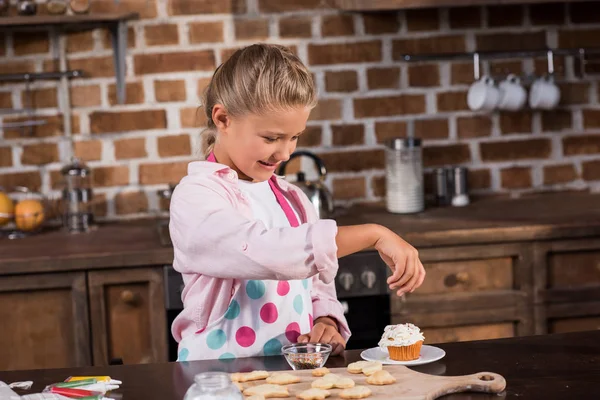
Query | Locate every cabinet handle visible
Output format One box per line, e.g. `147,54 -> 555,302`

444,271 -> 470,287
120,290 -> 138,305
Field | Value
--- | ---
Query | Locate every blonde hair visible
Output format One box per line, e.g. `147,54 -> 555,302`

200,44 -> 318,157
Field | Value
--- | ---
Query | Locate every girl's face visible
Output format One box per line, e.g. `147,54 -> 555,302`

212,105 -> 310,182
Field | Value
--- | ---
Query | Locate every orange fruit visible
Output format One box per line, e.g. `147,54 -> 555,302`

15,199 -> 45,232
0,191 -> 14,226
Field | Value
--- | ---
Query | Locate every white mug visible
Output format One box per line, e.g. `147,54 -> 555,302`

467,76 -> 500,111
529,76 -> 561,110
498,74 -> 527,111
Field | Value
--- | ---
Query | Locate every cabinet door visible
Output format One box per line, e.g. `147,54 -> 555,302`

0,272 -> 90,371
88,268 -> 167,366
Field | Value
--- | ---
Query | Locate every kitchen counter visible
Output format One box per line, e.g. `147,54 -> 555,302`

1,191 -> 600,275
1,330 -> 599,399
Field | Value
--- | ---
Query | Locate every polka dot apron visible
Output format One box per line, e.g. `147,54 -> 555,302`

177,154 -> 314,362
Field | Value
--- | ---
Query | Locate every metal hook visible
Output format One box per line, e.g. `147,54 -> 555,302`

546,50 -> 555,75
473,52 -> 480,80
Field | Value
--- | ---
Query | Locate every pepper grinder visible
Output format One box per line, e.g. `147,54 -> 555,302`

60,158 -> 95,233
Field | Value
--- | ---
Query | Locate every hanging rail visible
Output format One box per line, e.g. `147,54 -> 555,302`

400,47 -> 600,62
0,70 -> 83,83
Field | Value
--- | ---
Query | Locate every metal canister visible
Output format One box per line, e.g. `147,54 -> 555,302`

451,166 -> 470,207
384,138 -> 424,214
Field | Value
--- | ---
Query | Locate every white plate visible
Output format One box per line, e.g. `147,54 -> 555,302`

360,345 -> 445,366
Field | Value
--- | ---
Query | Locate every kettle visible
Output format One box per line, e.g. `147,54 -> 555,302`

278,151 -> 334,219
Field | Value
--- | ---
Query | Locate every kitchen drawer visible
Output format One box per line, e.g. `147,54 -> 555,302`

422,322 -> 515,344
548,249 -> 600,288
417,257 -> 514,295
549,316 -> 600,333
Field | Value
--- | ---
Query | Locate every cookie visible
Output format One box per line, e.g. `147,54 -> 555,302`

296,388 -> 331,400
322,373 -> 341,382
247,396 -> 266,400
361,361 -> 383,376
339,385 -> 372,399
243,383 -> 290,398
231,370 -> 269,382
312,367 -> 330,377
366,370 -> 396,386
234,381 -> 244,391
347,361 -> 369,374
267,372 -> 301,385
311,377 -> 335,390
334,377 -> 356,389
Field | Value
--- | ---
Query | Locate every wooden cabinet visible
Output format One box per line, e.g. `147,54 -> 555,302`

88,268 -> 167,366
0,272 -> 90,371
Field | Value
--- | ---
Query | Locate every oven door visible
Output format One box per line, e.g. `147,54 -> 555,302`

341,295 -> 390,350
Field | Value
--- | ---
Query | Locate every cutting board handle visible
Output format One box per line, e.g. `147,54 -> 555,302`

448,371 -> 507,393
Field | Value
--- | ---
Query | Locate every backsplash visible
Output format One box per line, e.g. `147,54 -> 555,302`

1,0 -> 600,220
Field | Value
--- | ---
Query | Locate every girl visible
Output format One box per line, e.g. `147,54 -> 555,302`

170,44 -> 425,362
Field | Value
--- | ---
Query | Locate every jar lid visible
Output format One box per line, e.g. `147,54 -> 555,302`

386,137 -> 421,149
61,158 -> 90,177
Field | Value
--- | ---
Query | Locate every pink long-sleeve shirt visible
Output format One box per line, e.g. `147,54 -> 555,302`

169,160 -> 351,343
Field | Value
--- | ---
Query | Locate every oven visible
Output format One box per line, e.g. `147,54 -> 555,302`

163,251 -> 390,361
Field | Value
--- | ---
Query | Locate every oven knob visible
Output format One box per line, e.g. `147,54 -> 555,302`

361,270 -> 377,289
338,272 -> 354,291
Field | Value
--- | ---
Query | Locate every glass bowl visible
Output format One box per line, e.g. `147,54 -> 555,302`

281,343 -> 332,370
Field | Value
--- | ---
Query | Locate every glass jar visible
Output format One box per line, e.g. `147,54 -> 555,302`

183,372 -> 243,400
385,138 -> 424,214
60,158 -> 94,233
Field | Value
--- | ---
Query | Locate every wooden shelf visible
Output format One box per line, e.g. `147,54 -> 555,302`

0,12 -> 138,30
333,0 -> 590,11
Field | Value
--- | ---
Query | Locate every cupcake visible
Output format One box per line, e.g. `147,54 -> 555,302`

378,323 -> 424,361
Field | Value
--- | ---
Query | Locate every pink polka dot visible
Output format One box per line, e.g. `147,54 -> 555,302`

309,314 -> 314,329
285,322 -> 301,343
236,326 -> 256,348
260,303 -> 278,324
277,281 -> 290,296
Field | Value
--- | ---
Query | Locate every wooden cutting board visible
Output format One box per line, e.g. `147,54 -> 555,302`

241,365 -> 506,399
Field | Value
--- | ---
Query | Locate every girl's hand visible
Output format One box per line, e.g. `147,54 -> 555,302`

297,317 -> 346,356
374,226 -> 426,297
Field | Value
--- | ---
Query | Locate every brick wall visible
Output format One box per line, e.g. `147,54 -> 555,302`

1,0 -> 600,220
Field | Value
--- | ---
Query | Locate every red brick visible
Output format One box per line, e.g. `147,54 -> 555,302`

423,144 -> 471,167
414,119 -> 449,140
367,67 -> 400,89
333,177 -> 366,200
74,140 -> 102,162
114,138 -> 147,160
558,29 -> 600,49
189,21 -> 224,44
489,60 -> 524,76
469,169 -> 491,190
158,134 -> 191,157
115,191 -> 148,215
92,166 -> 129,188
309,100 -> 342,121
322,15 -> 355,37
220,47 -> 243,62
320,149 -> 385,173
155,80 -> 186,102
90,110 -> 166,134
408,64 -> 440,87
235,18 -> 270,40
558,82 -> 590,105
563,135 -> 600,155
375,121 -> 408,143
181,107 -> 208,128
457,116 -> 492,138
451,62 -> 475,85
582,160 -> 600,181
70,85 -> 102,107
393,35 -> 465,59
487,5 -> 524,27
0,61 -> 35,75
354,95 -> 426,118
102,27 -> 136,49
258,0 -> 321,12
108,82 -> 145,105
22,88 -> 57,108
3,115 -> 64,139
134,51 -> 215,75
308,41 -> 381,65
169,0 -> 245,14
406,9 -> 439,31
197,78 -> 212,98
480,139 -> 552,161
13,32 -> 49,55
67,31 -> 94,53
62,56 -> 114,78
332,124 -> 364,146
583,109 -> 600,129
139,161 -> 188,185
144,24 -> 179,46
437,91 -> 468,112
372,176 -> 386,197
570,2 -> 600,24
92,193 -> 108,218
476,31 -> 546,52
0,92 -> 12,109
299,126 -> 322,148
544,164 -> 578,185
0,171 -> 42,191
530,3 -> 565,25
501,167 -> 532,189
533,56 -> 566,78
362,12 -> 400,34
499,112 -> 533,135
21,143 -> 59,165
0,147 -> 12,167
448,6 -> 481,29
279,16 -> 312,38
325,70 -> 358,93
91,0 -> 158,18
542,110 -> 572,132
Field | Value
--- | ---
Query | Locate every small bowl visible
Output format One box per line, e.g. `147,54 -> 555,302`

281,343 -> 332,370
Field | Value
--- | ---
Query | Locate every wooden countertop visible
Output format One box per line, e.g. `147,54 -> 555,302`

2,331 -> 599,399
1,191 -> 600,275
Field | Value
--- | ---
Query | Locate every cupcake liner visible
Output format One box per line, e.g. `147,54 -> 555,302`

388,340 -> 423,361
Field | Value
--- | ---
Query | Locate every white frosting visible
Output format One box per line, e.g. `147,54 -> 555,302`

378,323 -> 424,348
